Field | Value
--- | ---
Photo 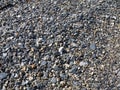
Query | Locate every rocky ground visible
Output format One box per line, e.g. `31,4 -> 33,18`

0,0 -> 120,90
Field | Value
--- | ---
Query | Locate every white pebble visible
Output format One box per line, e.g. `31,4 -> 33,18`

36,38 -> 43,46
58,47 -> 64,54
3,53 -> 7,57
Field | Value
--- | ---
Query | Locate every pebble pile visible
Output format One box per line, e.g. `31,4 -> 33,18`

0,0 -> 120,90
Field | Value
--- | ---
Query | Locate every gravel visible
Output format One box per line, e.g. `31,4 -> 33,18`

0,0 -> 120,90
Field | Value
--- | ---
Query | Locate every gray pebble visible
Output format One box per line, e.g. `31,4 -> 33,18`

71,42 -> 78,47
117,71 -> 120,76
73,80 -> 80,86
51,77 -> 57,83
40,61 -> 47,66
58,46 -> 64,55
0,73 -> 8,79
42,71 -> 48,79
79,61 -> 88,66
53,65 -> 62,71
69,66 -> 78,74
90,42 -> 96,50
2,53 -> 7,57
22,80 -> 29,85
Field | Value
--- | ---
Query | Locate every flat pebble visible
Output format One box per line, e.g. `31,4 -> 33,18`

90,42 -> 96,50
51,77 -> 57,83
79,61 -> 88,66
40,61 -> 47,66
0,73 -> 8,79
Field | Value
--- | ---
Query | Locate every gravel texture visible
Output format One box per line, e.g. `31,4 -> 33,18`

0,0 -> 120,90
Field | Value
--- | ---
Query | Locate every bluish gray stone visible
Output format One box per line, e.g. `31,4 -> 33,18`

69,66 -> 78,74
90,42 -> 96,50
0,73 -> 7,79
40,61 -> 47,66
79,61 -> 88,66
51,77 -> 57,83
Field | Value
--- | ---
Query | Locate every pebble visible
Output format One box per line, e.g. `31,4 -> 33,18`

79,61 -> 88,66
73,80 -> 80,86
22,80 -> 29,85
40,61 -> 47,66
69,66 -> 78,74
90,42 -> 96,50
21,66 -> 26,71
60,81 -> 66,87
71,42 -> 78,47
36,38 -> 43,46
51,77 -> 57,83
43,55 -> 50,61
58,46 -> 64,55
28,76 -> 34,81
30,64 -> 36,69
2,53 -> 7,57
117,71 -> 120,76
0,73 -> 8,80
42,71 -> 48,79
60,73 -> 67,80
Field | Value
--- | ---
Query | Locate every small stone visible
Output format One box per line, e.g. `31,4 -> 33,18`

2,86 -> 6,90
64,64 -> 70,69
52,65 -> 62,71
7,36 -> 13,40
17,15 -> 21,18
81,44 -> 87,48
79,61 -> 88,66
26,86 -> 30,90
28,76 -> 34,81
112,16 -> 117,19
51,77 -> 57,83
30,64 -> 36,69
54,51 -> 60,57
58,46 -> 64,54
73,80 -> 80,86
118,24 -> 120,29
68,86 -> 72,90
60,73 -> 66,79
37,72 -> 43,77
14,73 -> 19,78
36,38 -> 43,46
21,66 -> 26,71
90,42 -> 96,50
43,55 -> 50,60
69,66 -> 78,74
42,71 -> 48,79
117,83 -> 120,87
71,42 -> 78,47
22,80 -> 29,85
0,73 -> 7,79
40,61 -> 47,66
60,81 -> 66,87
117,71 -> 120,76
